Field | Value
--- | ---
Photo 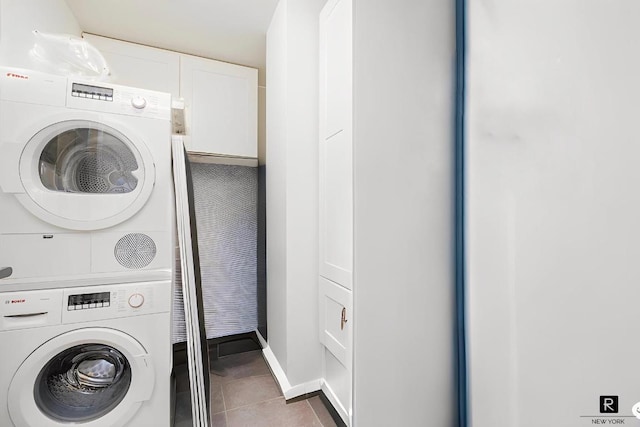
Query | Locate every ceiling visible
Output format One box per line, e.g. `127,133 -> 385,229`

64,0 -> 280,85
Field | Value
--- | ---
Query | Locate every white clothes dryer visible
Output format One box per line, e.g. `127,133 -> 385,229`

0,68 -> 173,290
0,280 -> 171,427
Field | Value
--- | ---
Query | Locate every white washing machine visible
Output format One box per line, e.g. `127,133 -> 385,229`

0,67 -> 173,290
0,280 -> 171,427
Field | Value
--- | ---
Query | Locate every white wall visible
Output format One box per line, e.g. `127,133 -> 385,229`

283,0 -> 324,388
467,2 -> 640,426
265,0 -> 324,391
0,0 -> 80,68
351,0 -> 456,426
265,0 -> 289,372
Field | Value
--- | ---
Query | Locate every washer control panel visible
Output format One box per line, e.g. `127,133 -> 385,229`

60,280 -> 171,324
0,281 -> 171,329
67,291 -> 110,311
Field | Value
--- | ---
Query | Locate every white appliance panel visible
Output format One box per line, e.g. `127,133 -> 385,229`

0,281 -> 171,427
0,67 -> 173,287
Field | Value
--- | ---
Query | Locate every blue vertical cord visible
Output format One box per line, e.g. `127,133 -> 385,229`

454,0 -> 467,424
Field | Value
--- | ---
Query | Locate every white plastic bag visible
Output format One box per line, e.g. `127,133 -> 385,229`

29,30 -> 110,81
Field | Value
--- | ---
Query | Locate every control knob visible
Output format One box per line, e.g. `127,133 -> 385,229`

128,293 -> 144,308
131,96 -> 147,109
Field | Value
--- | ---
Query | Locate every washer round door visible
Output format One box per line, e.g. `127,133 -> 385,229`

17,119 -> 156,230
8,328 -> 155,427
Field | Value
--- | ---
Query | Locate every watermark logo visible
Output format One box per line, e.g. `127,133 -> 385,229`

600,396 -> 618,414
632,402 -> 640,420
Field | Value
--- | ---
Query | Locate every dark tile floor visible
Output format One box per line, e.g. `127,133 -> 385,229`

174,350 -> 337,427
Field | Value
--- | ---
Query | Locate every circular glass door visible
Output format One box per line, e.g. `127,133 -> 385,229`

39,127 -> 140,195
17,120 -> 156,230
8,328 -> 155,427
34,344 -> 132,422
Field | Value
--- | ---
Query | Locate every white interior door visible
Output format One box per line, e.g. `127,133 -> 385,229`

319,0 -> 353,424
319,0 -> 353,291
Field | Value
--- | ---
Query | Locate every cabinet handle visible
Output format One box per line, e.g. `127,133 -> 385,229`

0,267 -> 12,279
341,307 -> 348,330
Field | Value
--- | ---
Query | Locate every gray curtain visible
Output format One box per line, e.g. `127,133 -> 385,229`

173,162 -> 258,343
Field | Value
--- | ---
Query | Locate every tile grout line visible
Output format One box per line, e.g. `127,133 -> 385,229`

216,373 -> 273,388
307,399 -> 325,427
225,396 -> 284,414
218,376 -> 228,426
211,352 -> 281,425
217,372 -> 281,412
221,383 -> 227,412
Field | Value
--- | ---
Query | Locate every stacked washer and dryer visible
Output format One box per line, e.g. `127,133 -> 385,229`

0,68 -> 174,427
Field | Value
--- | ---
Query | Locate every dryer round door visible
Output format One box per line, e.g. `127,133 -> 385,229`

8,328 -> 155,427
17,119 -> 156,230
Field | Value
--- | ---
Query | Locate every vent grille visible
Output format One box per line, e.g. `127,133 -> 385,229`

114,233 -> 156,269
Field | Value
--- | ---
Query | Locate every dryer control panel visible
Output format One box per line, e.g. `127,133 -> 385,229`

67,78 -> 171,120
0,67 -> 171,120
71,83 -> 114,102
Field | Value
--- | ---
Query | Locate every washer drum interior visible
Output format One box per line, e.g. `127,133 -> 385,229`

34,344 -> 132,423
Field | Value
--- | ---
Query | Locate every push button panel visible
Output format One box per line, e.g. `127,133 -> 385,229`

66,78 -> 171,120
67,291 -> 110,311
71,83 -> 114,102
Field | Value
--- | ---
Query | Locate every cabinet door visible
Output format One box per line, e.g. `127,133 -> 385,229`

82,34 -> 180,98
319,277 -> 352,425
320,0 -> 353,424
319,0 -> 353,290
180,55 -> 258,158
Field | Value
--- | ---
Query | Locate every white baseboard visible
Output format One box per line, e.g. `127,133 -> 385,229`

261,345 -> 322,400
285,377 -> 322,400
256,330 -> 268,349
321,381 -> 350,426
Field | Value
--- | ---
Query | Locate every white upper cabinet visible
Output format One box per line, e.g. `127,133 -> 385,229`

180,55 -> 258,158
83,34 -> 258,158
83,34 -> 180,98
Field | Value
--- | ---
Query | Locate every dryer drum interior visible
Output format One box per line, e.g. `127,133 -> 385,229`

39,127 -> 139,194
33,344 -> 132,422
